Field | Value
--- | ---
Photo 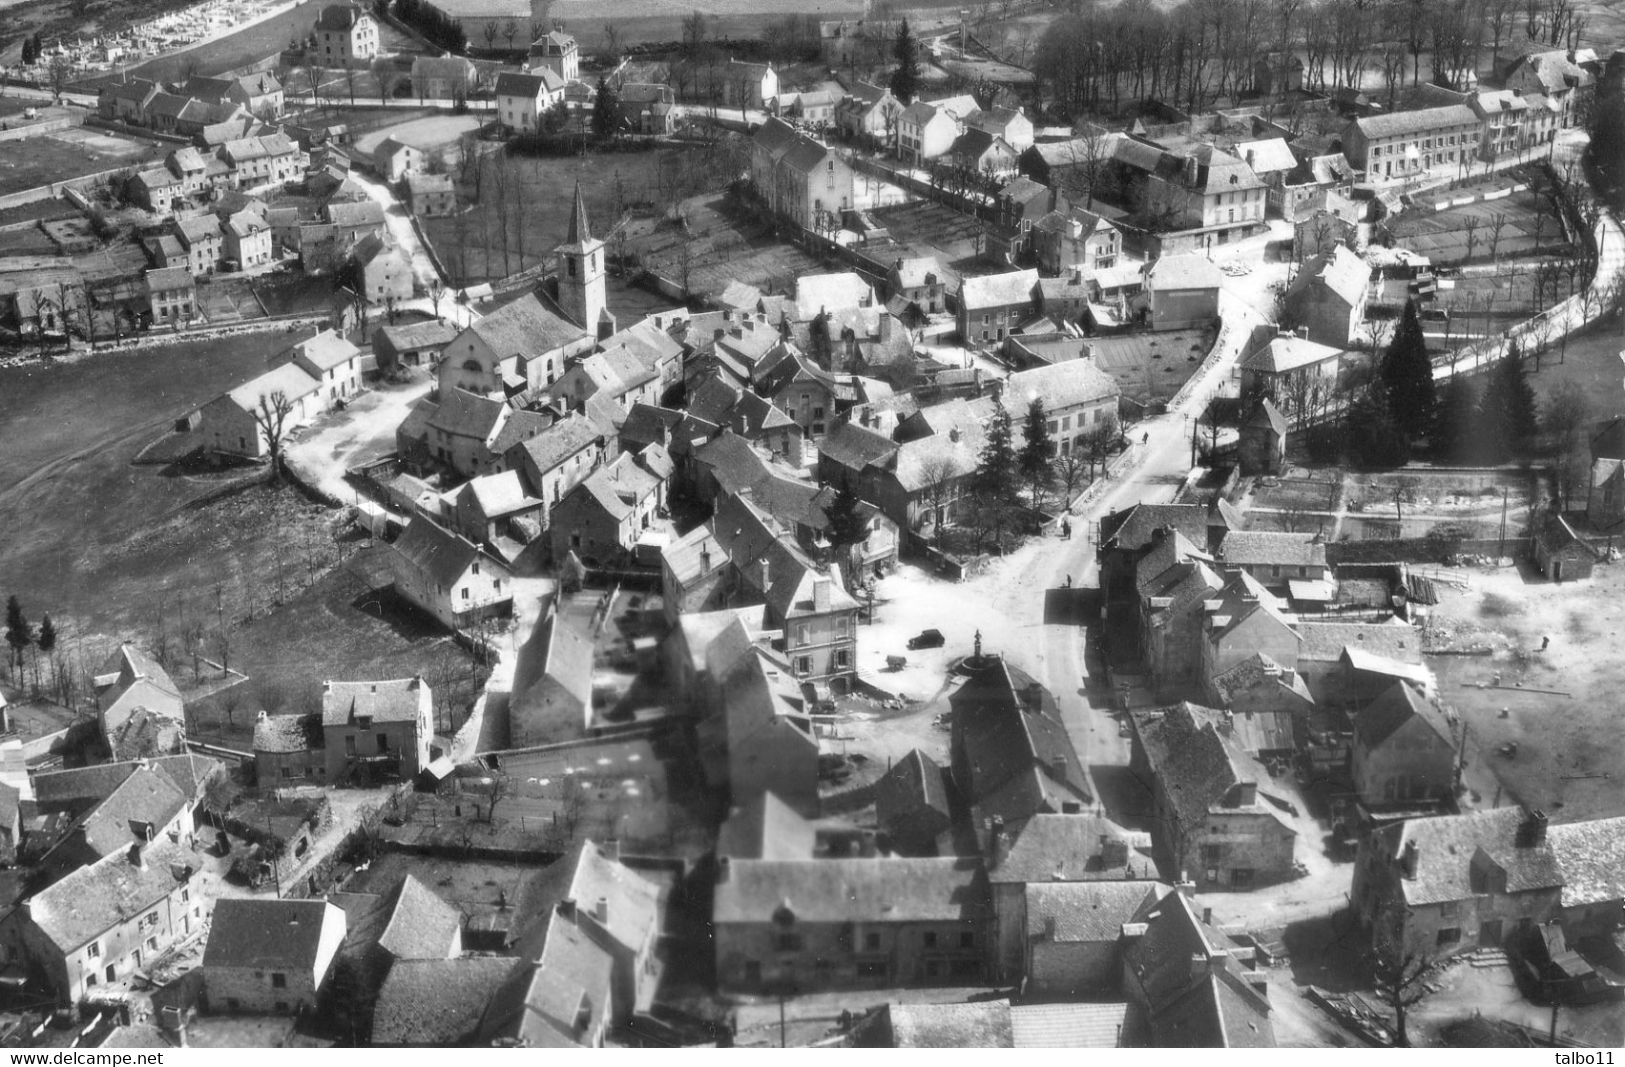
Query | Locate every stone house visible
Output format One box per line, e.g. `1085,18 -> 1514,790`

411,54 -> 478,100
405,172 -> 457,216
1216,530 -> 1330,591
144,267 -> 196,325
1033,207 -> 1122,275
1127,702 -> 1299,888
1000,359 -> 1121,455
1135,530 -> 1224,693
320,677 -> 434,784
314,3 -> 379,65
1026,882 -> 1164,1000
527,29 -> 579,80
504,413 -> 609,529
1343,105 -> 1479,181
202,899 -> 345,1014
958,268 -> 1039,345
886,256 -> 946,316
876,750 -> 953,856
252,712 -> 326,785
495,70 -> 567,134
194,363 -> 321,459
1198,572 -> 1302,693
223,209 -> 273,270
713,856 -> 988,993
351,234 -> 415,304
435,292 -> 591,398
1283,243 -> 1369,348
388,516 -> 513,630
1239,400 -> 1288,476
1351,680 -> 1458,807
1144,255 -> 1222,331
374,137 -> 421,182
547,445 -> 673,564
1531,512 -> 1599,582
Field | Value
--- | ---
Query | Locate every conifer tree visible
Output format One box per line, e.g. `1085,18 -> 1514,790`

975,403 -> 1018,503
889,19 -> 920,104
1479,341 -> 1538,460
1380,299 -> 1435,439
4,597 -> 31,681
1019,397 -> 1055,507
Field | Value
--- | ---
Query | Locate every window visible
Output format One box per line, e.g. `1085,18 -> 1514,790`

776,932 -> 803,951
864,932 -> 881,951
377,733 -> 389,753
959,932 -> 975,949
87,941 -> 100,959
836,649 -> 850,668
795,656 -> 812,675
1436,927 -> 1461,946
1440,901 -> 1458,919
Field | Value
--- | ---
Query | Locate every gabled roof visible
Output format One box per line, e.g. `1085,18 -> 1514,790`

1128,702 -> 1297,835
495,70 -> 565,98
794,272 -> 874,320
1355,680 -> 1454,748
990,812 -> 1150,883
1010,1002 -> 1134,1048
1296,618 -> 1420,664
1373,807 -> 1562,908
566,838 -> 663,954
26,843 -> 199,954
320,676 -> 429,727
716,790 -> 817,860
1002,358 -> 1120,416
1026,881 -> 1163,943
253,711 -> 323,754
324,199 -> 387,228
392,516 -> 508,594
1218,530 -> 1326,569
879,1002 -> 1013,1048
1354,104 -> 1478,138
379,874 -> 463,959
509,414 -> 602,476
1146,254 -> 1222,291
713,857 -> 986,924
372,957 -> 514,1046
1242,334 -> 1344,374
960,268 -> 1039,311
222,362 -> 320,412
476,910 -> 614,1047
1100,502 -> 1214,552
459,469 -> 539,520
876,748 -> 951,831
951,656 -> 1091,823
1548,815 -> 1625,909
817,420 -> 898,471
203,898 -> 341,970
288,328 -> 359,372
1235,138 -> 1296,174
463,292 -> 586,358
315,3 -> 368,31
1290,243 -> 1369,307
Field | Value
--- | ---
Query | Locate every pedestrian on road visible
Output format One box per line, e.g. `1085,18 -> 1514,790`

1142,432 -> 1149,446
1541,634 -> 1551,651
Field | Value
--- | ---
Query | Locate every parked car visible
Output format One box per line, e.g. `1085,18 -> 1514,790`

907,628 -> 945,650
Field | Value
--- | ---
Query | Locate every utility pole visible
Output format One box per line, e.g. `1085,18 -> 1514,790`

1497,487 -> 1509,559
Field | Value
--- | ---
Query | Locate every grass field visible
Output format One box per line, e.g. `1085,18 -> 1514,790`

1386,187 -> 1572,265
0,128 -> 166,199
350,113 -> 482,157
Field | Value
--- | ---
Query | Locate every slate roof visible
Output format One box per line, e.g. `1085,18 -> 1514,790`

224,362 -> 319,412
1235,138 -> 1296,174
76,765 -> 187,857
1100,503 -> 1213,552
376,319 -> 457,354
1010,1002 -> 1132,1048
1295,619 -> 1421,663
321,677 -> 428,727
510,414 -> 601,476
393,516 -> 505,593
950,656 -> 1092,823
203,898 -> 340,970
817,420 -> 898,471
315,3 -> 367,31
1218,530 -> 1327,569
289,328 -> 359,372
566,838 -> 663,954
1002,358 -> 1120,416
26,843 -> 199,953
372,957 -> 513,1046
461,469 -> 539,520
1242,334 -> 1344,374
989,813 -> 1149,883
1290,243 -> 1369,307
1354,104 -> 1478,138
713,857 -> 986,924
960,268 -> 1039,311
794,272 -> 875,319
427,386 -> 507,443
496,70 -> 564,98
475,911 -> 614,1047
1548,815 -> 1625,909
173,214 -> 221,246
716,791 -> 816,860
883,1002 -> 1013,1048
379,874 -> 462,959
1129,702 -> 1297,836
1377,807 -> 1562,908
254,712 -> 323,754
1355,680 -> 1453,748
1146,254 -> 1222,291
1026,881 -> 1162,942
876,748 -> 951,834
324,200 -> 387,228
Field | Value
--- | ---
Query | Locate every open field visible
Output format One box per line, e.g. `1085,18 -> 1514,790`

70,3 -> 315,88
1423,560 -> 1625,825
1090,328 -> 1212,408
350,112 -> 482,156
0,127 -> 166,198
182,548 -> 490,749
0,327 -> 315,640
627,191 -> 826,298
1241,465 -> 1536,540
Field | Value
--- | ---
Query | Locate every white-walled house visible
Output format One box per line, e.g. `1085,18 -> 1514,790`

495,70 -> 567,133
389,516 -> 514,630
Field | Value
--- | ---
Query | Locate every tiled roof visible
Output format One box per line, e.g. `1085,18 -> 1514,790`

1235,138 -> 1296,174
460,469 -> 539,519
566,839 -> 663,954
794,272 -> 874,319
876,748 -> 951,830
510,414 -> 600,476
379,875 -> 462,959
1128,702 -> 1297,836
1243,334 -> 1344,375
372,957 -> 513,1046
321,676 -> 428,727
1291,243 -> 1369,307
77,765 -> 186,857
1378,807 -> 1562,907
289,328 -> 359,372
203,898 -> 340,970
223,362 -> 320,412
143,267 -> 193,294
817,421 -> 898,471
950,656 -> 1091,822
1100,502 -> 1212,552
314,3 -> 366,31
1002,358 -> 1120,416
713,857 -> 986,924
475,912 -> 614,1047
1122,889 -> 1274,1048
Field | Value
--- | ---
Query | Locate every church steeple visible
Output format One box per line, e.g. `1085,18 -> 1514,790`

556,181 -> 605,332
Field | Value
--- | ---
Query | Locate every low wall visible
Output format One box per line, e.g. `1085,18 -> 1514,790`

1324,535 -> 1514,565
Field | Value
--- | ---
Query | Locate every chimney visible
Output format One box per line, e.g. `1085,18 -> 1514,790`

713,328 -> 725,343
1190,951 -> 1210,979
700,545 -> 712,573
949,427 -> 960,443
1202,906 -> 1213,925
1025,682 -> 1045,711
1521,808 -> 1549,845
989,815 -> 1009,867
1050,756 -> 1068,781
859,830 -> 877,857
1121,922 -> 1148,939
717,856 -> 731,882
128,843 -> 146,870
878,313 -> 892,342
558,898 -> 577,921
813,576 -> 832,612
1176,875 -> 1196,898
594,896 -> 608,923
1233,780 -> 1257,806
1295,325 -> 1309,339
1044,915 -> 1058,940
1400,839 -> 1420,879
1072,266 -> 1084,284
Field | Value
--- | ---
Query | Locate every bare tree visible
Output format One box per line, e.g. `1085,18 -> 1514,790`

602,20 -> 622,62
1487,212 -> 1509,262
1052,447 -> 1089,504
502,18 -> 519,52
1545,380 -> 1590,510
917,456 -> 960,538
251,391 -> 298,480
1370,944 -> 1435,1047
342,64 -> 359,106
1462,215 -> 1481,261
